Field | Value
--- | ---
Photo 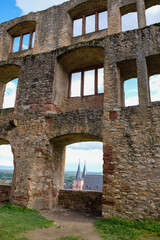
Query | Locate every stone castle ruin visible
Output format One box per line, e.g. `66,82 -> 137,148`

0,0 -> 159,220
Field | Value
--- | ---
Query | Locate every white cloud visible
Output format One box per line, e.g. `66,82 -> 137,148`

121,5 -> 160,31
0,143 -> 103,171
125,96 -> 139,107
126,89 -> 137,93
67,141 -> 103,150
3,81 -> 17,108
122,12 -> 138,32
0,145 -> 13,167
16,0 -> 69,15
146,5 -> 160,26
150,74 -> 160,102
125,75 -> 160,105
146,5 -> 160,14
65,147 -> 103,172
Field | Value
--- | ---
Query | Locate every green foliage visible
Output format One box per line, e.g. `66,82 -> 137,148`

94,217 -> 160,240
54,236 -> 86,240
0,170 -> 13,181
0,203 -> 53,240
64,172 -> 76,185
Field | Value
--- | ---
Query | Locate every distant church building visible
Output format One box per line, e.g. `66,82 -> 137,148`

64,163 -> 103,191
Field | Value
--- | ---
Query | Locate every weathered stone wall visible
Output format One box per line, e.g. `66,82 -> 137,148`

1,0 -> 159,60
102,104 -> 160,220
0,0 -> 159,220
0,185 -> 11,202
59,190 -> 102,214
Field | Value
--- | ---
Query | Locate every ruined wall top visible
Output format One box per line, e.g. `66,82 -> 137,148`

0,0 -> 159,61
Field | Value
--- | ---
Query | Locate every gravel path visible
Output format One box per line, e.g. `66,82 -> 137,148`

24,208 -> 102,240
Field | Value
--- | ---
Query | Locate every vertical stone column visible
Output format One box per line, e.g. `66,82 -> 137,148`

0,83 -> 5,108
51,144 -> 66,208
104,45 -> 122,110
102,143 -> 115,217
136,0 -> 146,28
136,54 -> 150,107
108,0 -> 121,35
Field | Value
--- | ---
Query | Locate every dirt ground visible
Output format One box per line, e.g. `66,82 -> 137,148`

24,208 -> 102,240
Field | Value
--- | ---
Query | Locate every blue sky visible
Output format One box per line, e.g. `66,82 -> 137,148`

65,142 -> 103,172
0,1 -> 160,172
0,0 -> 69,24
0,0 -> 21,24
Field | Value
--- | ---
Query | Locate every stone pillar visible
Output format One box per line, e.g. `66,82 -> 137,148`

136,0 -> 146,28
104,45 -> 121,110
108,0 -> 121,35
136,54 -> 150,107
102,143 -> 115,217
51,144 -> 66,208
0,83 -> 6,108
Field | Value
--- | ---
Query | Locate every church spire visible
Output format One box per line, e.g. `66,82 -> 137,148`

75,161 -> 81,180
82,161 -> 87,179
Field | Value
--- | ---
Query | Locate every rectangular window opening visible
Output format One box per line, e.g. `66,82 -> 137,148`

146,5 -> 160,26
86,14 -> 96,34
72,9 -> 107,37
121,12 -> 138,32
32,32 -> 35,48
3,78 -> 18,109
99,11 -> 108,30
22,33 -> 30,50
98,68 -> 104,94
149,74 -> 160,102
70,72 -> 81,97
84,70 -> 95,96
69,67 -> 104,98
11,30 -> 35,53
13,36 -> 20,52
73,18 -> 83,37
124,78 -> 139,107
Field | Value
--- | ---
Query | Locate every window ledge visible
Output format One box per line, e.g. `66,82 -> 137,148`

69,93 -> 104,99
72,28 -> 107,43
9,48 -> 33,57
0,108 -> 14,116
149,101 -> 160,106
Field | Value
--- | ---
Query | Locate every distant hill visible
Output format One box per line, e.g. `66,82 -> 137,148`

65,171 -> 103,174
0,166 -> 14,170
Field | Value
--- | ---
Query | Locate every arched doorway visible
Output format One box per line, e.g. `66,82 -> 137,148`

50,134 -> 103,214
64,141 -> 103,191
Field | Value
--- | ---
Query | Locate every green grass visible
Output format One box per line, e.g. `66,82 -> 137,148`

1,203 -> 160,240
0,203 -> 53,240
94,217 -> 160,240
54,237 -> 86,240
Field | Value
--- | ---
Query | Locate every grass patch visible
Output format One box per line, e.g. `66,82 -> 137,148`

0,203 -> 53,240
54,237 -> 86,240
94,217 -> 160,240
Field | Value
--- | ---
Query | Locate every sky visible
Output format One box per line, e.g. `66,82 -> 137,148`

65,142 -> 103,172
0,1 -> 160,172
